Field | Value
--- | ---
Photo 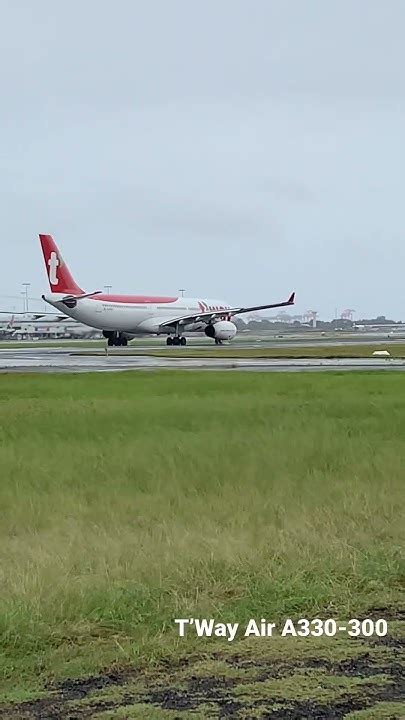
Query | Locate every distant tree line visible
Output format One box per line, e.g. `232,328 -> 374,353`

234,315 -> 403,333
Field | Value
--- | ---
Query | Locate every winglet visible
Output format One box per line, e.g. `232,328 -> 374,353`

288,292 -> 295,304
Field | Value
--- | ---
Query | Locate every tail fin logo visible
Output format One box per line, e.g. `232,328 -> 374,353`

48,252 -> 60,285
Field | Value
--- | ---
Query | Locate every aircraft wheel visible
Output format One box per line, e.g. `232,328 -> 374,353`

173,336 -> 181,346
108,337 -> 114,346
121,337 -> 128,347
180,337 -> 186,346
167,336 -> 173,345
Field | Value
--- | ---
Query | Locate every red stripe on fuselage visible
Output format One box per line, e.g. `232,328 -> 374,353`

89,295 -> 179,304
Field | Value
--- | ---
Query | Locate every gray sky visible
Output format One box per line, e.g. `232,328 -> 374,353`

1,0 -> 404,318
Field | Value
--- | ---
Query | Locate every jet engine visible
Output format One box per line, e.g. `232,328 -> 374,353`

205,320 -> 237,341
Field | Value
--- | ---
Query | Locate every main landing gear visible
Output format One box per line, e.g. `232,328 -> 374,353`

166,336 -> 187,346
166,322 -> 187,346
103,331 -> 128,347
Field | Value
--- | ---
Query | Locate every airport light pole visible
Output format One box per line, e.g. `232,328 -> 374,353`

179,289 -> 185,297
104,285 -> 112,294
22,283 -> 30,312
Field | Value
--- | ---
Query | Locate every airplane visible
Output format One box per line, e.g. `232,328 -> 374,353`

39,234 -> 295,346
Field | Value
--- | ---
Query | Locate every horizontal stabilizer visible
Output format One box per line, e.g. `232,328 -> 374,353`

62,291 -> 102,301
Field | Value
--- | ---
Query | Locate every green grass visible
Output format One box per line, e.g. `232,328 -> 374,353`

76,342 -> 405,359
0,371 -> 404,716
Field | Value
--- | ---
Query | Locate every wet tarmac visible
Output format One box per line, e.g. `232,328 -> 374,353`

0,346 -> 405,373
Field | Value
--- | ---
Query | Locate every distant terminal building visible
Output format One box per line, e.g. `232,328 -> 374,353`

0,312 -> 101,340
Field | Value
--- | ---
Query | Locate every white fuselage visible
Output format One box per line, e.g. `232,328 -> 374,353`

43,293 -> 231,336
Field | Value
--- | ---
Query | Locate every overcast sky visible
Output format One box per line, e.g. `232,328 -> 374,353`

1,0 -> 404,318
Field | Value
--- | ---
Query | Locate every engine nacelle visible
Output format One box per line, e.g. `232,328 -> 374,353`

205,320 -> 237,341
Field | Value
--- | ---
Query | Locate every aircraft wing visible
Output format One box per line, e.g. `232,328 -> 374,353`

158,292 -> 295,330
0,312 -> 64,319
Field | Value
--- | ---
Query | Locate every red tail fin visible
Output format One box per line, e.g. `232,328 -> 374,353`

39,235 -> 84,294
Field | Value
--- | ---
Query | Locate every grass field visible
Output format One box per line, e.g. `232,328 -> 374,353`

0,371 -> 404,718
77,342 -> 405,359
0,334 -> 403,354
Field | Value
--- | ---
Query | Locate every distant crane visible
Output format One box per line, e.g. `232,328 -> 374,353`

246,312 -> 262,322
303,310 -> 318,327
341,309 -> 355,321
274,311 -> 291,322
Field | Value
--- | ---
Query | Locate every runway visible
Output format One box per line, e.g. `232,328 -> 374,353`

1,346 -> 405,373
